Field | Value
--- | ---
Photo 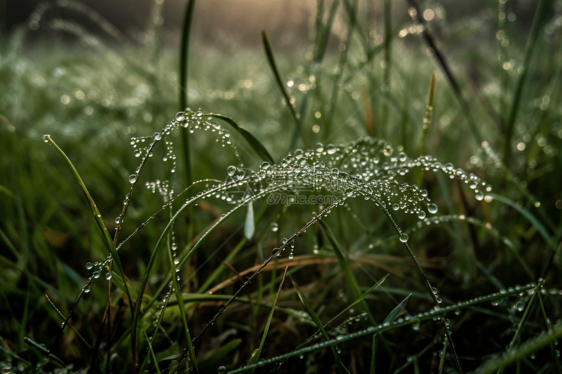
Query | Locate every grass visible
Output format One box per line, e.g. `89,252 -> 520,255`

1,0 -> 562,373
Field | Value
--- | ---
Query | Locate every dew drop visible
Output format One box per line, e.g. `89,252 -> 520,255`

428,203 -> 438,214
417,210 -> 426,219
399,233 -> 409,243
105,272 -> 112,280
271,223 -> 278,232
227,165 -> 236,176
85,262 -> 93,270
475,190 -> 484,201
129,174 -> 138,184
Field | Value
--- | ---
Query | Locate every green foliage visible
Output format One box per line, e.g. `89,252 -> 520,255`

1,0 -> 562,373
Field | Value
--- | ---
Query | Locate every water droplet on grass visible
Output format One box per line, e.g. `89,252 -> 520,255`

129,174 -> 138,183
399,233 -> 409,242
428,203 -> 438,214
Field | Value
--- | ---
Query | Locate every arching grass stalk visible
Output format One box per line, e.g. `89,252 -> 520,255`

43,136 -> 133,360
225,284 -> 537,373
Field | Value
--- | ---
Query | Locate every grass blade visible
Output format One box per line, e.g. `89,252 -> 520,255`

383,294 -> 411,324
142,330 -> 162,374
43,136 -> 131,301
179,0 -> 196,187
319,220 -> 378,326
290,276 -> 350,373
536,290 -> 561,372
488,193 -> 555,250
503,0 -> 555,164
406,0 -> 482,145
247,267 -> 288,372
227,284 -> 535,373
419,73 -> 436,157
476,323 -> 562,374
198,338 -> 242,369
208,113 -> 274,164
167,234 -> 198,373
438,337 -> 448,374
261,31 -> 307,147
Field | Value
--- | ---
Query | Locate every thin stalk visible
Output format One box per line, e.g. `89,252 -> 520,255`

503,0 -> 555,164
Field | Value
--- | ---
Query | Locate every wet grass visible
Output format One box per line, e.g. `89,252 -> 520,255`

1,0 -> 562,373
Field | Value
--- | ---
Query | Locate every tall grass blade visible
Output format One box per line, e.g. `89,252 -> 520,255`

503,0 -> 555,164
488,193 -> 555,250
537,290 -> 561,372
167,234 -> 198,373
318,220 -> 378,326
261,31 -> 306,146
247,267 -> 288,372
290,276 -> 350,373
142,330 -> 162,374
43,136 -> 132,301
406,0 -> 482,145
208,113 -> 274,163
419,73 -> 436,157
438,338 -> 448,374
178,0 -> 197,186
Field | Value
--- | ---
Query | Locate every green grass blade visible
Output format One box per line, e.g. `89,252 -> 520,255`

537,290 -> 561,372
383,294 -> 411,324
319,220 -> 378,326
227,284 -> 535,373
506,282 -> 541,350
208,113 -> 274,164
142,330 -> 162,374
503,0 -> 555,164
43,136 -> 132,302
419,73 -> 436,157
275,274 -> 388,371
247,267 -> 288,372
179,0 -> 196,187
261,31 -> 306,147
438,338 -> 448,374
290,277 -> 350,373
370,333 -> 376,374
167,235 -> 198,373
406,0 -> 482,145
476,323 -> 562,374
488,193 -> 555,250
198,338 -> 242,369
44,295 -> 92,349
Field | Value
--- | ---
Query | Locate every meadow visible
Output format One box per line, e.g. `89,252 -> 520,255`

1,0 -> 562,373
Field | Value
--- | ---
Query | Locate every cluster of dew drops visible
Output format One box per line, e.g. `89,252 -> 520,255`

129,109 -> 242,179
220,137 -> 491,249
